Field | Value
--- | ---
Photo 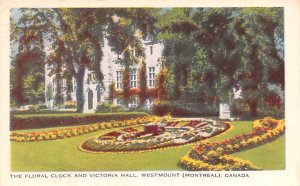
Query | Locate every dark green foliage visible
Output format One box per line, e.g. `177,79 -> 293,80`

122,66 -> 130,106
96,102 -> 125,113
158,8 -> 284,118
138,60 -> 147,107
27,104 -> 47,112
156,68 -> 168,102
152,101 -> 218,117
10,24 -> 46,106
11,112 -> 148,130
108,81 -> 116,101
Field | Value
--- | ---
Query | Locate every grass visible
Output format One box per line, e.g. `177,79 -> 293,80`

233,135 -> 285,170
11,120 -> 285,171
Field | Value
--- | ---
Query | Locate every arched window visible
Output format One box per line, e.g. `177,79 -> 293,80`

88,89 -> 93,110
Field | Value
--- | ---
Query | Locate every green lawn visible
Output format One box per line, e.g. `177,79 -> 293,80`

233,135 -> 285,170
11,121 -> 285,171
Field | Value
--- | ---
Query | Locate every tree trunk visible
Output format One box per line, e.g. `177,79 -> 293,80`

248,100 -> 257,118
76,71 -> 85,113
65,75 -> 73,101
14,56 -> 27,105
122,65 -> 130,108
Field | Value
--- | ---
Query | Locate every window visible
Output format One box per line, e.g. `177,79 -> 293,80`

150,45 -> 153,55
61,79 -> 66,91
116,71 -> 122,89
73,78 -> 77,92
129,97 -> 138,108
149,67 -> 155,87
130,68 -> 137,88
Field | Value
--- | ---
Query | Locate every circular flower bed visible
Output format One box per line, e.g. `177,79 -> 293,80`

79,119 -> 231,153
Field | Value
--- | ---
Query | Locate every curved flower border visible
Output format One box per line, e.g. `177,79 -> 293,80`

178,117 -> 285,171
10,116 -> 170,142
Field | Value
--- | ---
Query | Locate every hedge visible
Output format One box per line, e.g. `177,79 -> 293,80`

152,102 -> 218,117
11,112 -> 149,130
11,115 -> 167,142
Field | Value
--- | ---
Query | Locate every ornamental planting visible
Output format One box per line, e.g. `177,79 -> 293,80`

79,119 -> 231,153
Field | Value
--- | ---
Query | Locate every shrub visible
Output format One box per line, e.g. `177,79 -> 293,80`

26,104 -> 48,113
111,105 -> 125,112
64,101 -> 76,109
37,104 -> 47,110
28,105 -> 39,112
96,102 -> 125,113
127,107 -> 151,113
152,102 -> 218,117
96,102 -> 111,112
105,123 -> 112,129
11,112 -> 148,130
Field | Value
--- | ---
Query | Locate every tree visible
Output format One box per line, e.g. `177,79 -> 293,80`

157,8 -> 197,99
234,8 -> 284,117
108,81 -> 116,102
156,68 -> 168,103
121,66 -> 131,105
12,8 -> 110,112
10,13 -> 46,106
46,83 -> 53,102
158,8 -> 241,106
138,60 -> 147,107
158,8 -> 284,117
106,8 -> 159,107
192,8 -> 242,105
12,8 -> 159,111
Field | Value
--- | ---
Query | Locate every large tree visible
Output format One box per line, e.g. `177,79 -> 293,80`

158,8 -> 241,105
12,8 -> 110,112
158,8 -> 284,117
11,8 -> 159,111
157,8 -> 197,100
10,11 -> 46,106
234,8 -> 284,117
106,8 -> 159,107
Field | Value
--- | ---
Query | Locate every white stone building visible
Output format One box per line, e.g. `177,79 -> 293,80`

45,38 -> 164,112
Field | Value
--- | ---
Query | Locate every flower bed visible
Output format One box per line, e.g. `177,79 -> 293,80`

10,116 -> 167,142
79,119 -> 231,153
178,117 -> 285,171
121,127 -> 140,133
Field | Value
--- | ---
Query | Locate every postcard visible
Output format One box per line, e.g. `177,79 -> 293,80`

1,0 -> 300,186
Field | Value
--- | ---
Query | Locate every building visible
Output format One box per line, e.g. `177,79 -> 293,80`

45,38 -> 164,112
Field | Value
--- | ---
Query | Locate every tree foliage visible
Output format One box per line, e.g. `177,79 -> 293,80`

138,60 -> 147,107
158,7 -> 284,117
10,12 -> 46,106
11,8 -> 159,111
11,8 -> 284,117
108,81 -> 116,102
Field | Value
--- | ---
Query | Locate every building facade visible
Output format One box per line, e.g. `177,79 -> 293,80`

45,39 -> 164,112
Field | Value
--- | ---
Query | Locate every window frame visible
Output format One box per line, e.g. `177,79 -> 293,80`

130,68 -> 137,88
148,67 -> 155,87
